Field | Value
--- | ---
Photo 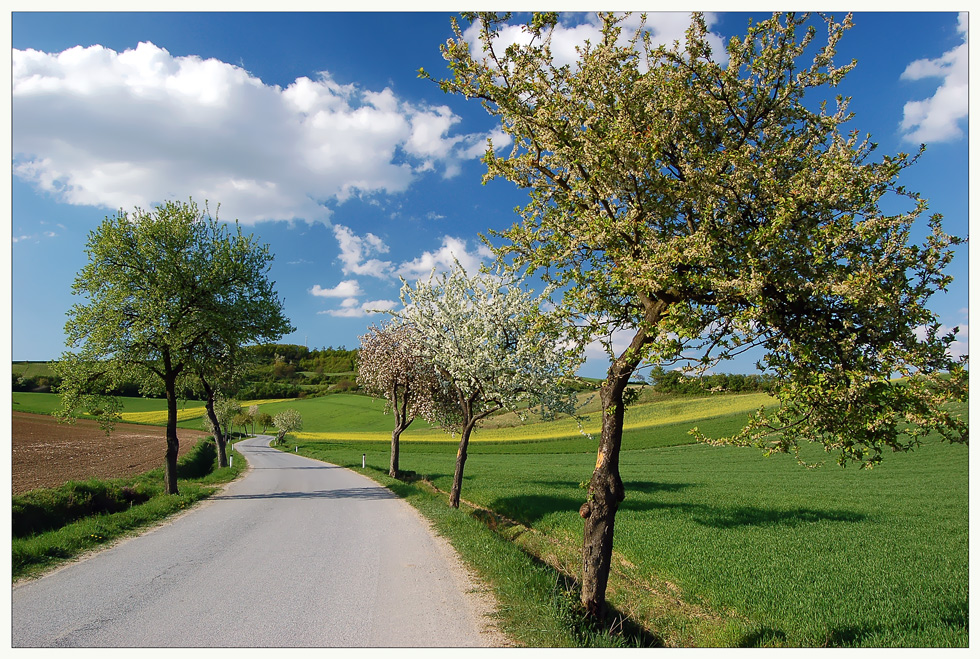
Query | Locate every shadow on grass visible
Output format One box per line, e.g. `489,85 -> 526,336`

491,494 -> 584,526
820,624 -> 890,647
696,506 -> 866,529
620,496 -> 866,529
736,625 -> 788,647
624,481 -> 695,495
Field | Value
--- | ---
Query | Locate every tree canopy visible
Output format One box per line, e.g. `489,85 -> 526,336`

58,198 -> 292,493
273,409 -> 303,445
394,263 -> 582,507
357,321 -> 456,477
428,10 -> 968,617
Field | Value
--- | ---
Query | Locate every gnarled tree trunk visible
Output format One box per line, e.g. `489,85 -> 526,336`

580,368 -> 630,618
580,293 -> 668,617
389,386 -> 412,478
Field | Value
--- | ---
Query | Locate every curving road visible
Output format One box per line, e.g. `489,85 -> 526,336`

12,436 -> 497,647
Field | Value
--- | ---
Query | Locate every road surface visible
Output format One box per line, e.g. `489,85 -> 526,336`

12,436 -> 500,647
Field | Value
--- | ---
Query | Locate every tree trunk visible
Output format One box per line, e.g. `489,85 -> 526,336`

579,293 -> 669,618
449,423 -> 474,508
390,388 -> 412,478
202,381 -> 228,468
390,426 -> 402,478
164,379 -> 180,495
580,370 -> 630,618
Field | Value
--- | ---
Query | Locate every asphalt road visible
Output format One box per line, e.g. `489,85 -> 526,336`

12,436 -> 496,647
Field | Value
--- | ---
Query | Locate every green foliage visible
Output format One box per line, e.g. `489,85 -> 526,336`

12,479 -> 152,538
429,10 -> 967,617
429,9 -> 967,462
272,408 -> 303,445
57,198 -> 292,436
175,438 -> 218,479
255,411 -> 274,433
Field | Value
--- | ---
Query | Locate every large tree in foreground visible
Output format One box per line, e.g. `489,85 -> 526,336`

428,12 -> 968,617
395,264 -> 582,508
59,199 -> 292,494
357,322 -> 456,478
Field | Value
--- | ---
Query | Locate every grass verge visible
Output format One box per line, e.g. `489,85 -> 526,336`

12,438 -> 249,581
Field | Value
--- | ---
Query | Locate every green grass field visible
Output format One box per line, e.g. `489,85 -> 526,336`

12,389 -> 968,646
278,402 -> 969,648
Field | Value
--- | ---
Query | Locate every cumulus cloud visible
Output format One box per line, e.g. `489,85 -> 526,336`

395,235 -> 494,280
914,322 -> 969,360
463,12 -> 727,72
900,12 -> 968,143
332,224 -> 393,278
312,227 -> 495,318
12,42 -> 501,224
310,280 -> 362,298
318,298 -> 398,318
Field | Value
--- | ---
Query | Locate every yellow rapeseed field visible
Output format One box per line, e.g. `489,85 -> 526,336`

119,399 -> 293,425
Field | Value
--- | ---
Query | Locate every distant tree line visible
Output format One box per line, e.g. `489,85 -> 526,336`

13,373 -> 62,393
15,351 -> 778,399
14,344 -> 360,400
643,367 -> 775,395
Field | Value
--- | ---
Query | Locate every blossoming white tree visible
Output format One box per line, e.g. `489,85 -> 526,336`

357,322 -> 457,477
395,263 -> 583,508
272,409 -> 303,446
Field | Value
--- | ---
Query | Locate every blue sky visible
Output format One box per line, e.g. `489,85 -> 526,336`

8,10 -> 971,378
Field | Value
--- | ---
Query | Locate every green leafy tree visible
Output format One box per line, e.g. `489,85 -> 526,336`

231,410 -> 251,436
59,198 -> 292,494
395,263 -> 582,508
255,411 -> 274,434
428,12 -> 968,617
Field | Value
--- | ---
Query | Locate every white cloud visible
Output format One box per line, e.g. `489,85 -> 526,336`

900,12 -> 968,143
12,231 -> 58,243
319,298 -> 398,318
395,235 -> 493,280
463,12 -> 727,73
584,326 -> 635,361
310,280 -> 362,298
914,322 -> 969,360
332,224 -> 393,278
12,42 -> 497,224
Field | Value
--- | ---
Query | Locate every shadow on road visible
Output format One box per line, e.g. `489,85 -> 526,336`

213,487 -> 397,501
249,465 -> 338,470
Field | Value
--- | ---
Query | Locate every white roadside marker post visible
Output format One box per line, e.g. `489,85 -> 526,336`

362,453 -> 366,468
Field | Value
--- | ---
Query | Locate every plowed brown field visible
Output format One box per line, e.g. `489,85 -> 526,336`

12,411 -> 209,494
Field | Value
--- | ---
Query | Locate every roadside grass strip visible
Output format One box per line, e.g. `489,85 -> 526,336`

11,438 -> 249,581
